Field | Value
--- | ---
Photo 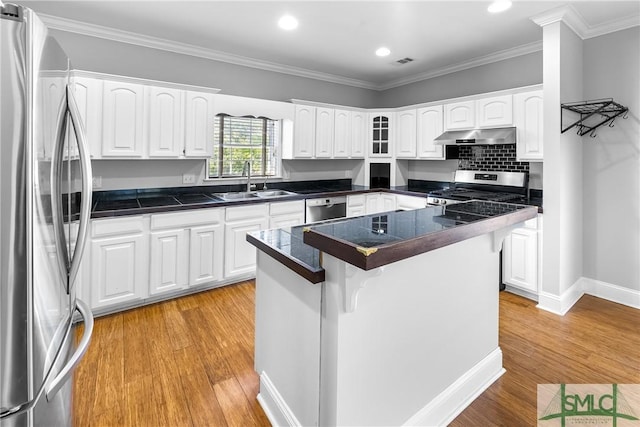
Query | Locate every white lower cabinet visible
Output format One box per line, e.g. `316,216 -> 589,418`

189,224 -> 224,287
224,204 -> 269,279
269,200 -> 305,228
366,193 -> 397,214
90,216 -> 149,310
149,228 -> 189,295
502,216 -> 542,296
347,194 -> 366,217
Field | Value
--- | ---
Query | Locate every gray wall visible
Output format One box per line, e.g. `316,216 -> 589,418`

52,30 -> 379,108
376,52 -> 543,108
582,27 -> 640,292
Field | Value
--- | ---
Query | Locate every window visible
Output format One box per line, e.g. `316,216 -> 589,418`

208,115 -> 280,179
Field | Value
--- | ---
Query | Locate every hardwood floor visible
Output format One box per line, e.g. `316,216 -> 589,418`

74,282 -> 640,426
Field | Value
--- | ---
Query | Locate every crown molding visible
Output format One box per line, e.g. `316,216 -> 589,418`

39,13 -> 379,91
377,41 -> 543,91
531,4 -> 639,40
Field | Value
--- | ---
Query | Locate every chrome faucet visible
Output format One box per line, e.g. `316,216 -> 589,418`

242,160 -> 252,192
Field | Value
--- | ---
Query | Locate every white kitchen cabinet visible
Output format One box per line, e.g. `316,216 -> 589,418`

102,80 -> 145,157
184,91 -> 215,158
189,223 -> 224,287
365,193 -> 396,214
333,109 -> 351,158
90,216 -> 148,310
502,215 -> 542,297
149,228 -> 189,295
39,76 -> 66,160
347,194 -> 366,218
395,109 -> 417,158
71,76 -> 103,159
514,90 -> 544,161
269,200 -> 305,228
315,107 -> 334,158
293,104 -> 316,158
395,194 -> 427,210
370,113 -> 393,157
350,111 -> 367,158
224,204 -> 269,279
147,86 -> 185,157
444,100 -> 475,130
476,95 -> 513,128
416,105 -> 444,159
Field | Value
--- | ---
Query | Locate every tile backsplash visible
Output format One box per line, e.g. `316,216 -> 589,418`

457,144 -> 529,172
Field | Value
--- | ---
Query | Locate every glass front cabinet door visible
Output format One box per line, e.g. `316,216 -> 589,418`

370,113 -> 393,157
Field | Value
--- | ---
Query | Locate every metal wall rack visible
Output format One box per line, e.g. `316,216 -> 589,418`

561,98 -> 629,137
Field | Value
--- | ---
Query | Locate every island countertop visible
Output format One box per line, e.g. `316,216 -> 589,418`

302,200 -> 538,270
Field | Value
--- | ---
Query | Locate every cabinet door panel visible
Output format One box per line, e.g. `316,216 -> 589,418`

395,109 -> 417,158
503,228 -> 538,292
148,87 -> 184,157
515,91 -> 543,161
91,234 -> 147,309
190,224 -> 223,287
270,212 -> 305,229
350,111 -> 366,158
294,105 -> 315,158
444,101 -> 475,130
102,81 -> 145,157
184,91 -> 214,157
417,105 -> 444,159
333,109 -> 351,158
315,107 -> 334,158
224,217 -> 268,278
72,77 -> 103,159
149,229 -> 188,295
476,95 -> 513,127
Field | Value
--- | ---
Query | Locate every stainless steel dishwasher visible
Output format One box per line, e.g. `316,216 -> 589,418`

305,196 -> 347,222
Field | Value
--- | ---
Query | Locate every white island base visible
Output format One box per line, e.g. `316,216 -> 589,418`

254,232 -> 505,426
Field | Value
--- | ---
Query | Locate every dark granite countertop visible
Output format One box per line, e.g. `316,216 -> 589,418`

90,179 -> 543,219
302,201 -> 538,271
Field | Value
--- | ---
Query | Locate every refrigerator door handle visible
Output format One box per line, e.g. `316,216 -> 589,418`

50,96 -> 71,289
66,85 -> 93,290
45,299 -> 94,401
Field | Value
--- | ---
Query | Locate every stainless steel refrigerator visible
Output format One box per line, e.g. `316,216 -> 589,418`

1,3 -> 94,426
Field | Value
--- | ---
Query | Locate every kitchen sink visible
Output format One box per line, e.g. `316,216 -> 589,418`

213,190 -> 298,201
256,190 -> 298,198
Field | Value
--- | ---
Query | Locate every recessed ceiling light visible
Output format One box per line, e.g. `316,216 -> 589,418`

278,15 -> 298,30
376,47 -> 391,57
488,0 -> 512,13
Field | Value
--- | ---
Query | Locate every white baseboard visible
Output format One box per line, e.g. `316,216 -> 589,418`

582,277 -> 640,309
504,285 -> 538,302
536,277 -> 640,315
257,372 -> 302,427
403,348 -> 505,427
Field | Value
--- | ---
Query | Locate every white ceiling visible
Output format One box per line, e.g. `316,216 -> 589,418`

19,1 -> 640,90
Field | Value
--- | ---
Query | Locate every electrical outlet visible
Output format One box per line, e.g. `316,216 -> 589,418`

182,174 -> 196,184
91,176 -> 102,189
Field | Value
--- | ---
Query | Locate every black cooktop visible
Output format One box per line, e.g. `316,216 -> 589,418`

429,188 -> 526,203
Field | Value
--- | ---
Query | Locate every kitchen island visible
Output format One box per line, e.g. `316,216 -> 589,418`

247,201 -> 537,426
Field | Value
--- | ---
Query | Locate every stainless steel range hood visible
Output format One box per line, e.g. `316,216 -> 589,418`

434,127 -> 516,145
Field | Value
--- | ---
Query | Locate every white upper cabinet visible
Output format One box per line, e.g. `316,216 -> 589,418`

184,91 -> 214,157
333,109 -> 351,158
71,76 -> 103,159
444,100 -> 475,130
514,90 -> 543,161
102,80 -> 145,157
315,107 -> 334,158
476,94 -> 513,128
370,112 -> 393,157
416,105 -> 444,159
147,86 -> 185,157
395,109 -> 417,158
293,104 -> 316,158
350,111 -> 366,158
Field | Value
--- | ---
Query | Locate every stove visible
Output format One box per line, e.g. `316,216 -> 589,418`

427,170 -> 528,206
